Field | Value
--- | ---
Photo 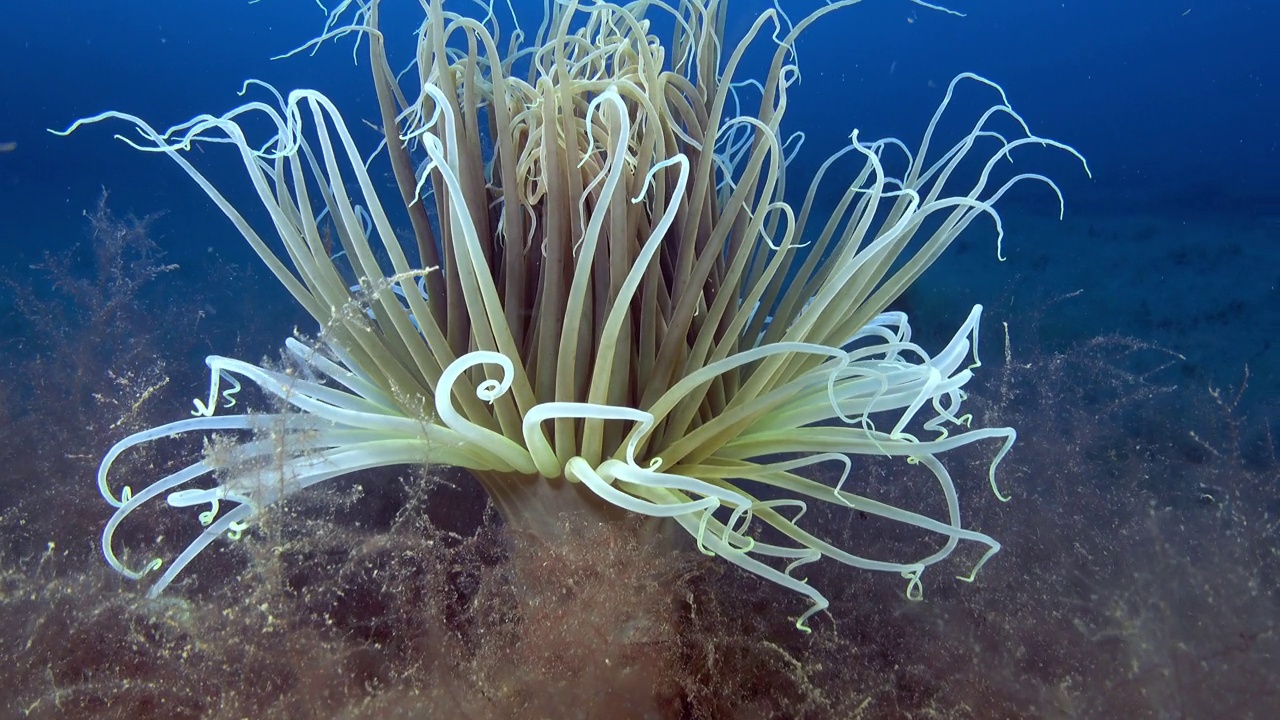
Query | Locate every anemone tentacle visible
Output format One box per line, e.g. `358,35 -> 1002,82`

72,0 -> 1086,630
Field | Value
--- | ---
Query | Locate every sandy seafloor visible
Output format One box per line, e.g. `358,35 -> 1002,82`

914,204 -> 1280,411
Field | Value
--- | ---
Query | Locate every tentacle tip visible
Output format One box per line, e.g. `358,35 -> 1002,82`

794,602 -> 825,633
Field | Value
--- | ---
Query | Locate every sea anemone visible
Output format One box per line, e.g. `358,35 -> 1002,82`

66,0 -> 1086,631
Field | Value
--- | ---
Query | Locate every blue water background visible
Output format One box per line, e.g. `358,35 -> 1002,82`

1,0 -> 1277,396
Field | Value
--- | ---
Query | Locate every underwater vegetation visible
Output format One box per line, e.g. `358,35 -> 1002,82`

3,204 -> 1277,717
0,0 -> 1276,718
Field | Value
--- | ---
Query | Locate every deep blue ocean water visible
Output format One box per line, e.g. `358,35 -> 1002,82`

3,0 -> 1277,394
